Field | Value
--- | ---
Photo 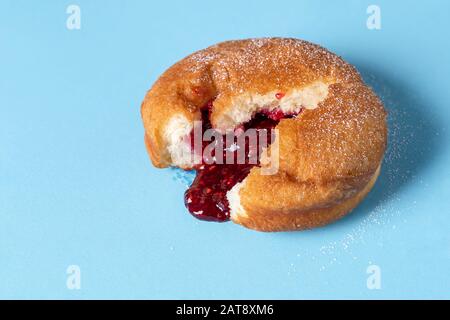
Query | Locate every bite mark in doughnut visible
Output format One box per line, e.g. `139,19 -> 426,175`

184,100 -> 301,222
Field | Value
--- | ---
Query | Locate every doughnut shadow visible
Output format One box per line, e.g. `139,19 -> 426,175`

329,62 -> 441,231
350,64 -> 442,215
273,62 -> 442,235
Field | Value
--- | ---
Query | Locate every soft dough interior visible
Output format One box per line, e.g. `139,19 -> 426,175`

164,81 -> 331,168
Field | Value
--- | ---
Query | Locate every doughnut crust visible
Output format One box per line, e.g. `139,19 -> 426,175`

141,38 -> 387,231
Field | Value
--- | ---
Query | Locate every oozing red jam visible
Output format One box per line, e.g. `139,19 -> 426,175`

184,101 -> 298,222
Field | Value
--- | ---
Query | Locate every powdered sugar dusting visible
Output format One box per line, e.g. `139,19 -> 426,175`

290,68 -> 436,270
182,37 -> 358,90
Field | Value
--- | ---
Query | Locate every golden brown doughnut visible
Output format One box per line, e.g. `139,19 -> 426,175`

141,37 -> 387,232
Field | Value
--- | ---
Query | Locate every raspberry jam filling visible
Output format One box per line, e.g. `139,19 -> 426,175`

184,100 -> 298,222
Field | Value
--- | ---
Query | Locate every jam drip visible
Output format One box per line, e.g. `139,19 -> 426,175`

184,102 -> 297,222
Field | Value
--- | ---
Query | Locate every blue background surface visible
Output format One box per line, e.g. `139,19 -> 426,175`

1,0 -> 449,299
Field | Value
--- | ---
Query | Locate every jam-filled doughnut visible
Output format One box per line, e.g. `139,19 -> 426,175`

141,38 -> 387,232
